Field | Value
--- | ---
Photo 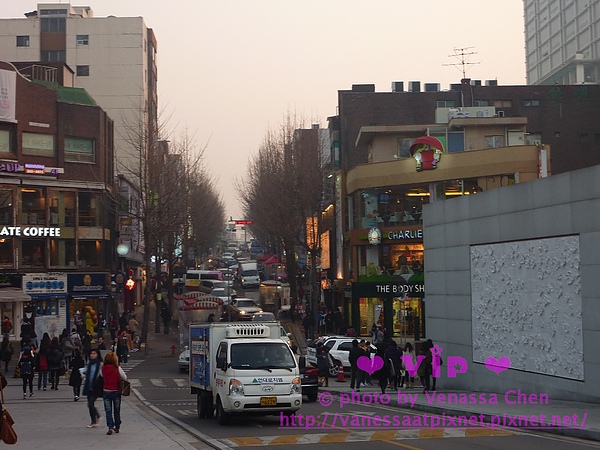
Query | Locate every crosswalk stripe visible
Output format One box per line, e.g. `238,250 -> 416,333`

174,378 -> 188,387
150,379 -> 166,387
128,378 -> 142,387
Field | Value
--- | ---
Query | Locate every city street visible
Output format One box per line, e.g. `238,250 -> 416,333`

128,330 -> 600,450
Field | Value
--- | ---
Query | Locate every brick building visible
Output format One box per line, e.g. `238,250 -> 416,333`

0,60 -> 115,339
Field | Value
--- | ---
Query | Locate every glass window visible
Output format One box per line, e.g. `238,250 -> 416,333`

20,239 -> 45,268
64,137 -> 94,162
22,133 -> 55,157
35,298 -> 59,316
78,241 -> 101,267
474,100 -> 490,106
40,17 -> 66,32
76,65 -> 89,77
0,130 -> 11,153
78,192 -> 101,227
0,239 -> 13,266
50,239 -> 76,267
20,189 -> 46,225
486,136 -> 503,148
48,190 -> 76,227
76,35 -> 89,45
523,99 -> 541,107
41,51 -> 65,62
16,36 -> 29,47
0,189 -> 13,225
436,100 -> 456,108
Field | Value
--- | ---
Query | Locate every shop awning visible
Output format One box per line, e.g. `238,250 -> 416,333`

0,288 -> 32,303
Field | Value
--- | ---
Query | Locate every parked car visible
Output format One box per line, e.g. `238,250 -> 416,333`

306,336 -> 377,376
178,346 -> 190,373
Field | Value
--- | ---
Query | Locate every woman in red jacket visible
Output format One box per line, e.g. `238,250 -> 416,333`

101,351 -> 127,435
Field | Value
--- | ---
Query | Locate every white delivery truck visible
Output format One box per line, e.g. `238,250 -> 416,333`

190,322 -> 302,425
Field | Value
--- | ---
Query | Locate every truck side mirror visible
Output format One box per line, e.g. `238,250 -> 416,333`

217,356 -> 227,370
298,356 -> 306,370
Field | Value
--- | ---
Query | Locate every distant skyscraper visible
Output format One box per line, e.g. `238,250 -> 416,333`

0,3 -> 158,171
524,0 -> 600,85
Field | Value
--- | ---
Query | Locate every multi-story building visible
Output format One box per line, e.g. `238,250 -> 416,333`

0,60 -> 115,339
328,78 -> 600,338
0,3 -> 158,171
524,0 -> 600,85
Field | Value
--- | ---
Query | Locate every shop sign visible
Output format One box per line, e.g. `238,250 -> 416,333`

0,162 -> 62,175
387,229 -> 423,240
0,226 -> 61,237
353,281 -> 424,298
24,273 -> 68,294
68,273 -> 108,293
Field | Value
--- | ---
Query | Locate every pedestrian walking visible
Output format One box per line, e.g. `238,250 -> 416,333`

316,342 -> 331,388
101,351 -> 128,435
1,315 -> 12,339
117,327 -> 132,363
161,305 -> 172,334
48,337 -> 63,390
35,339 -> 50,391
97,311 -> 106,339
402,342 -> 416,388
417,343 -> 432,393
82,330 -> 93,362
128,315 -> 139,343
109,315 -> 119,341
69,349 -> 85,401
82,348 -> 103,428
18,346 -> 35,398
348,339 -> 364,391
375,348 -> 391,394
0,336 -> 14,374
385,340 -> 403,390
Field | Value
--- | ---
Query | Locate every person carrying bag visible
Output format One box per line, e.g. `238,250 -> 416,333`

0,372 -> 16,444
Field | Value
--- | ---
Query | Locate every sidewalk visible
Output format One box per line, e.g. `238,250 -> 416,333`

0,313 -> 211,450
325,379 -> 600,441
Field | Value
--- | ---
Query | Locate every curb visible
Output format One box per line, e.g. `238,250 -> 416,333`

133,388 -> 230,450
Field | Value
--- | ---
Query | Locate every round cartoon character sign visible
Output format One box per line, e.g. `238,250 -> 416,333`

409,136 -> 444,171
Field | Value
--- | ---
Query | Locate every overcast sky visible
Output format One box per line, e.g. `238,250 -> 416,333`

3,1 -> 526,219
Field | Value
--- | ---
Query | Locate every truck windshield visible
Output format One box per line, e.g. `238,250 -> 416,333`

230,343 -> 295,370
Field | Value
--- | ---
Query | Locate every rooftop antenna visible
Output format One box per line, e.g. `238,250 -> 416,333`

443,47 -> 480,79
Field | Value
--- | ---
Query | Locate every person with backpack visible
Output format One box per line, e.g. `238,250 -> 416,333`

18,346 -> 35,398
35,340 -> 50,391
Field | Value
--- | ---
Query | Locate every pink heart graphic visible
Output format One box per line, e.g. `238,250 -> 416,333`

357,355 -> 383,375
485,356 -> 511,374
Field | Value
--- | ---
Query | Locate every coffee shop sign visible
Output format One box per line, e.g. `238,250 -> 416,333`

0,227 -> 61,237
387,229 -> 423,240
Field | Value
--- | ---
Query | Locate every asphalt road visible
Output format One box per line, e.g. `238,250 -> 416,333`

127,350 -> 600,450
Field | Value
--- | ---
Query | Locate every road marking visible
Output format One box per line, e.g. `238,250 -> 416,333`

174,378 -> 188,387
150,379 -> 166,387
216,428 -> 516,447
128,378 -> 142,387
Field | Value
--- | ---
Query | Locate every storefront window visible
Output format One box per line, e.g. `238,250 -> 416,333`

359,297 -> 383,336
392,296 -> 423,337
0,189 -> 13,225
50,239 -> 76,267
20,239 -> 45,267
35,298 -> 59,316
0,239 -> 13,265
49,190 -> 76,227
386,244 -> 424,277
78,240 -> 102,267
20,188 -> 46,225
78,192 -> 101,227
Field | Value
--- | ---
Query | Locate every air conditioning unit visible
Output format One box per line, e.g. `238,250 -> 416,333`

476,110 -> 490,117
497,110 -> 505,117
448,108 -> 460,120
455,111 -> 470,118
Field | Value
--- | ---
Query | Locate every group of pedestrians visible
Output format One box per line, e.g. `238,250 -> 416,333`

344,337 -> 438,394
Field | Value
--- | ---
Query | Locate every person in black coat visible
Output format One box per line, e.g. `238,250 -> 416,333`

374,348 -> 391,395
48,337 -> 63,390
69,350 -> 85,401
348,339 -> 365,391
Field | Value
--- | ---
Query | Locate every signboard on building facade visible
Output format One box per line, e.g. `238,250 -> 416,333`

24,273 -> 68,294
352,281 -> 424,298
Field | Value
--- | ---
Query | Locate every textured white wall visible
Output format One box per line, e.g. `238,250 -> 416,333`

471,235 -> 583,380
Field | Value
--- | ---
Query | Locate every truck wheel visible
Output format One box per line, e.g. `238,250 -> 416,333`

216,397 -> 230,425
197,393 -> 206,419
